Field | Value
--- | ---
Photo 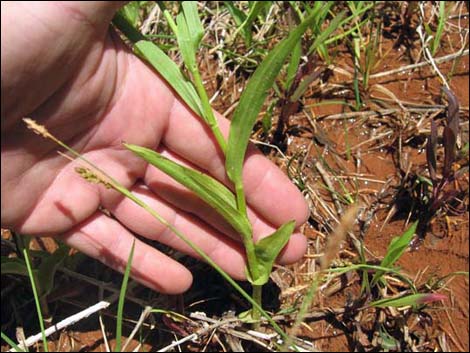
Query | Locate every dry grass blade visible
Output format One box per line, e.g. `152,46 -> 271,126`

320,203 -> 360,270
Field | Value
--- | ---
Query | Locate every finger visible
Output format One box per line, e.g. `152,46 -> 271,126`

162,99 -> 310,228
60,211 -> 193,294
102,183 -> 248,280
143,147 -> 307,264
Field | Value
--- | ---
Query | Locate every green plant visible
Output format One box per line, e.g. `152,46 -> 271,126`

426,1 -> 448,56
409,87 -> 466,237
23,247 -> 49,352
224,1 -> 270,47
1,332 -> 26,352
115,240 -> 135,352
1,240 -> 68,298
112,2 -> 320,323
24,117 -> 289,340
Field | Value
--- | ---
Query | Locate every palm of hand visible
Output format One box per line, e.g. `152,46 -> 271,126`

1,2 -> 308,293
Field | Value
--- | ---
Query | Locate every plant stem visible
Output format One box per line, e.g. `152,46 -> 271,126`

235,181 -> 247,216
191,67 -> 227,154
252,284 -> 263,329
23,248 -> 49,352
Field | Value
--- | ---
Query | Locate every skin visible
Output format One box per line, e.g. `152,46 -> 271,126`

1,1 -> 309,294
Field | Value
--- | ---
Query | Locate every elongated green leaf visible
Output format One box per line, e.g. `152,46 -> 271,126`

174,2 -> 203,72
134,40 -> 203,116
371,221 -> 418,286
181,1 -> 204,50
308,10 -> 346,56
115,239 -> 135,352
225,1 -> 246,27
1,332 -> 25,352
284,40 -> 302,91
176,12 -> 197,71
36,245 -> 68,296
249,221 -> 296,285
226,2 -> 251,45
1,257 -> 30,277
124,143 -> 252,238
370,292 -> 446,308
226,12 -> 317,188
112,12 -> 203,117
120,1 -> 140,27
23,248 -> 48,352
239,1 -> 265,45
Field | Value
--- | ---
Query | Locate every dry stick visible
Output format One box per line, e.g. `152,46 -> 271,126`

58,267 -> 148,307
121,306 -> 153,352
140,3 -> 160,35
348,131 -> 394,152
157,317 -> 241,352
98,312 -> 111,353
368,48 -> 469,79
314,161 -> 344,215
9,301 -> 110,352
417,27 -> 450,88
322,108 -> 433,120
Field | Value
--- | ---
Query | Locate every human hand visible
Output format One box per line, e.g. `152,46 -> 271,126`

1,1 -> 309,294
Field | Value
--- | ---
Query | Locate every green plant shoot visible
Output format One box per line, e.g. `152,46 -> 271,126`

115,2 -> 320,322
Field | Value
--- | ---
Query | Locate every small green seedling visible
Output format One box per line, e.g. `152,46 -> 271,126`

371,221 -> 418,287
114,2 -> 318,321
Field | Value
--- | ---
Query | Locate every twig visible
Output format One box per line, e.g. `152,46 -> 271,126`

314,161 -> 343,215
158,315 -> 240,352
122,306 -> 153,351
141,3 -> 160,35
158,333 -> 198,352
369,49 -> 469,79
98,312 -> 111,353
58,267 -> 147,307
9,301 -> 110,352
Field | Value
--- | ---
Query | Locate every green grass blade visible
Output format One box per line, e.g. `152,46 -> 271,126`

1,332 -> 26,352
370,293 -> 447,308
238,1 -> 265,45
228,1 -> 266,46
120,1 -> 140,27
134,40 -> 203,115
224,1 -> 251,45
251,221 -> 296,285
112,12 -> 204,117
115,240 -> 136,352
124,143 -> 252,239
36,246 -> 68,296
181,1 -> 204,50
224,1 -> 247,27
284,40 -> 302,91
176,12 -> 197,71
308,10 -> 346,56
164,4 -> 227,153
23,248 -> 48,352
431,1 -> 446,55
1,257 -> 30,276
226,12 -> 318,209
371,221 -> 418,286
